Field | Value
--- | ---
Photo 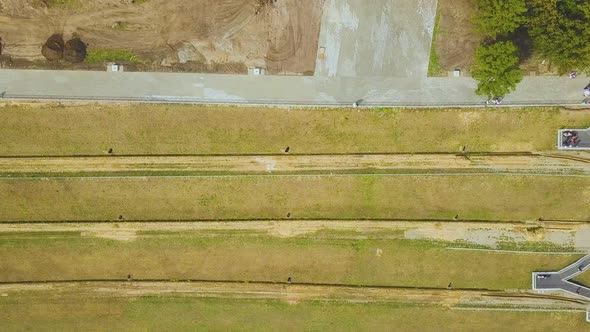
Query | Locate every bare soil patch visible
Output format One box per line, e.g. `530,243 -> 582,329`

41,33 -> 64,61
0,154 -> 589,175
63,36 -> 86,63
434,0 -> 481,74
0,282 -> 584,310
0,219 -> 587,250
0,0 -> 324,74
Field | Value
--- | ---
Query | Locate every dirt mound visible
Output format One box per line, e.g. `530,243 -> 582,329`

64,37 -> 87,63
41,34 -> 64,61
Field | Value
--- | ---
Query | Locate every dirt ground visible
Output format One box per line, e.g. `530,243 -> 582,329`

1,154 -> 589,176
0,0 -> 324,74
434,0 -> 480,75
1,219 -> 589,250
1,282 -> 585,310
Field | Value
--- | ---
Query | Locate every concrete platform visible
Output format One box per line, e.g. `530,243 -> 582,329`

558,128 -> 590,150
314,0 -> 437,78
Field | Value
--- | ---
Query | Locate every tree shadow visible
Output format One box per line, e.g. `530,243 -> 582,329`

510,27 -> 533,63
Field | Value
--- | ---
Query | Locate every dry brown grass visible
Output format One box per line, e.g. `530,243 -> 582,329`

1,289 -> 588,331
572,271 -> 590,287
1,282 -> 589,331
0,175 -> 588,222
0,230 -> 580,289
0,104 -> 588,155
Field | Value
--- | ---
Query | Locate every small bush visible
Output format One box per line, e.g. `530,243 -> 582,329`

84,49 -> 141,64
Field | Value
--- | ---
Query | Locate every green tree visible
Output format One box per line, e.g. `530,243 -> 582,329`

474,0 -> 528,38
527,0 -> 590,73
471,41 -> 523,98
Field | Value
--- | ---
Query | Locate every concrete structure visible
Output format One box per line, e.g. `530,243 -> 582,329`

315,0 -> 436,78
558,128 -> 590,150
106,63 -> 124,72
533,254 -> 590,300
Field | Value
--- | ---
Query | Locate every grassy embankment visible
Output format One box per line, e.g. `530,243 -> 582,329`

1,104 -> 589,155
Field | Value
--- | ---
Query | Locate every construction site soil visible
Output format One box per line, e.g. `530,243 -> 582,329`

0,0 -> 324,74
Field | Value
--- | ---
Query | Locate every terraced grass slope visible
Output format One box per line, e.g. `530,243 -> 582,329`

1,175 -> 588,222
1,104 -> 589,155
1,286 -> 588,331
0,230 -> 580,289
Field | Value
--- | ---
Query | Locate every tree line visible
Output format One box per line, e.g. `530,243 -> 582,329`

471,0 -> 590,98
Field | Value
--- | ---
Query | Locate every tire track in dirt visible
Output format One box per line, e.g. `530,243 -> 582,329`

0,280 -> 586,308
1,219 -> 589,250
0,0 -> 324,73
0,153 -> 589,175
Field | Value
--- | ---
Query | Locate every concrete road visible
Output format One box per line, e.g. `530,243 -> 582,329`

0,69 -> 589,106
315,0 -> 436,78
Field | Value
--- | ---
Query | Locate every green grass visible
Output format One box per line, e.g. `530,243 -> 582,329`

496,239 -> 575,252
1,292 -> 588,331
0,104 -> 590,155
1,104 -> 588,156
84,49 -> 141,64
572,270 -> 590,287
0,230 -> 581,289
1,175 -> 588,222
428,6 -> 444,77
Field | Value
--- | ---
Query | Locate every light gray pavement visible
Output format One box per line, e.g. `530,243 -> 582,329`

315,0 -> 436,78
533,254 -> 590,300
0,69 -> 589,106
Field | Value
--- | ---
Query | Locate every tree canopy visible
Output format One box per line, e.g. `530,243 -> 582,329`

474,0 -> 528,39
471,41 -> 523,98
527,0 -> 590,73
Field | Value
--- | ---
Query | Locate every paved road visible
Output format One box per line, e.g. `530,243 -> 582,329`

533,254 -> 590,300
0,69 -> 588,106
558,255 -> 590,280
315,0 -> 436,78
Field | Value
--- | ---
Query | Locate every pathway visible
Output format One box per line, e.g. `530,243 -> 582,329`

533,254 -> 590,300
